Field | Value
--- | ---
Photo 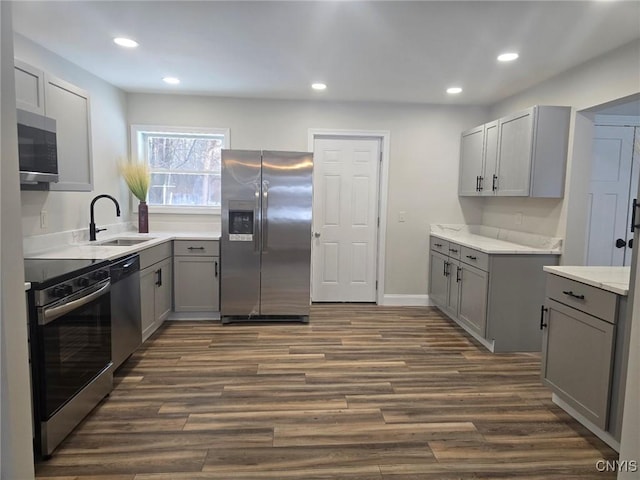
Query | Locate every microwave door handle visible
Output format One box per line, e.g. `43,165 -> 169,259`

40,281 -> 110,326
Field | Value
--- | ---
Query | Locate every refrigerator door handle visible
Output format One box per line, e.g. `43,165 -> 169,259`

254,183 -> 261,252
262,180 -> 270,253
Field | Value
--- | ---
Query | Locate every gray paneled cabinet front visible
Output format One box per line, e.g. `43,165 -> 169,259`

139,242 -> 173,341
458,105 -> 570,198
429,243 -> 488,338
173,240 -> 220,312
14,60 -> 93,191
429,235 -> 557,352
541,274 -> 630,442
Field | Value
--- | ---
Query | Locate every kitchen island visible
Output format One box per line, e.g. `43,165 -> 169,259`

542,265 -> 631,451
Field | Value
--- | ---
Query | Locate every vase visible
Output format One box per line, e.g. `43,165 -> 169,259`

138,201 -> 149,233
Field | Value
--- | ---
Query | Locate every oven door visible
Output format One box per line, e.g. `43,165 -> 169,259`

35,280 -> 111,420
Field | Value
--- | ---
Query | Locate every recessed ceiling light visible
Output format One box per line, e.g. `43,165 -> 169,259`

163,77 -> 180,85
311,83 -> 327,91
113,37 -> 139,48
446,87 -> 462,94
497,52 -> 519,62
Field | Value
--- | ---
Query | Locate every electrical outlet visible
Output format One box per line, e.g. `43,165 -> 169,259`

398,211 -> 406,223
40,210 -> 48,230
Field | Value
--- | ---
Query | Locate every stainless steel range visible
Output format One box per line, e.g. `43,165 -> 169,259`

24,258 -> 113,458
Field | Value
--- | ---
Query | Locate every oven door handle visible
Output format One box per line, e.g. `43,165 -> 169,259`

40,280 -> 111,326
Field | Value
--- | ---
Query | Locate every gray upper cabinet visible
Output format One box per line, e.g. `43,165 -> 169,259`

15,60 -> 45,114
45,74 -> 93,192
14,60 -> 93,192
458,125 -> 485,195
459,121 -> 499,196
459,105 -> 570,198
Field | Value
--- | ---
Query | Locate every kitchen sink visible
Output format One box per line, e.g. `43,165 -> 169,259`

97,237 -> 156,246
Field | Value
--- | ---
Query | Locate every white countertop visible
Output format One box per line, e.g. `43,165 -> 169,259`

430,224 -> 562,255
543,266 -> 631,296
25,231 -> 221,262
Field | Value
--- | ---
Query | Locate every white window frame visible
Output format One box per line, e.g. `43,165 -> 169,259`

130,124 -> 230,214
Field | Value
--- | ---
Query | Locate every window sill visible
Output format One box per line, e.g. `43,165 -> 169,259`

133,206 -> 221,215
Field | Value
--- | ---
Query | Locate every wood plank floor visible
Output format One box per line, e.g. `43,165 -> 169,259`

36,305 -> 618,479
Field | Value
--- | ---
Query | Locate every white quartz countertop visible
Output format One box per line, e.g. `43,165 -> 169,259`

543,266 -> 630,296
430,224 -> 562,255
25,231 -> 221,262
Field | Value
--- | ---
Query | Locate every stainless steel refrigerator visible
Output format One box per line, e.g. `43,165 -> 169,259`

221,150 -> 313,323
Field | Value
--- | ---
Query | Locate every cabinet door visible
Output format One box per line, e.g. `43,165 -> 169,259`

541,299 -> 615,430
140,267 -> 157,342
445,259 -> 460,317
429,251 -> 449,308
458,125 -> 485,196
44,74 -> 93,192
174,256 -> 217,312
495,107 -> 534,196
15,60 -> 45,114
154,258 -> 173,323
481,120 -> 499,196
212,256 -> 220,311
458,263 -> 488,337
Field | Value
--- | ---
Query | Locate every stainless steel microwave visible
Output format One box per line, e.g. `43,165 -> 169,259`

17,109 -> 59,184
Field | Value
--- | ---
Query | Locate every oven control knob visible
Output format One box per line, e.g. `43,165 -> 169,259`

92,270 -> 109,281
52,284 -> 72,298
76,277 -> 89,288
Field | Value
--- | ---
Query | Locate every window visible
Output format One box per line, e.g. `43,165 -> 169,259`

131,125 -> 230,213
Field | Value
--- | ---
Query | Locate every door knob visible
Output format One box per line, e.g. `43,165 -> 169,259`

314,232 -> 321,238
616,238 -> 627,248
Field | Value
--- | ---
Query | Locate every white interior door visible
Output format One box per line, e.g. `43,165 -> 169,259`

585,125 -> 636,266
312,137 -> 380,302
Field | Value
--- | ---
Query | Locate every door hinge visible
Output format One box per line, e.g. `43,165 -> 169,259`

375,280 -> 378,290
380,152 -> 383,162
377,217 -> 380,227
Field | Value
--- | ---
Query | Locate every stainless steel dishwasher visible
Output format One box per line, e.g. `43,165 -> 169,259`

110,254 -> 142,370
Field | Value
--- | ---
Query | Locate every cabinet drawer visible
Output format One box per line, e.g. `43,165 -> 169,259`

446,242 -> 461,260
546,274 -> 617,323
139,241 -> 172,269
460,246 -> 488,271
174,240 -> 219,256
430,237 -> 449,254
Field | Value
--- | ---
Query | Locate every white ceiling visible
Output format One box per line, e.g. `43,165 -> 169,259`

11,1 -> 640,106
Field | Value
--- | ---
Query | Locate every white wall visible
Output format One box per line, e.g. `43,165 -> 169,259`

481,40 -> 640,251
14,34 -> 129,238
128,94 -> 486,295
1,3 -> 35,478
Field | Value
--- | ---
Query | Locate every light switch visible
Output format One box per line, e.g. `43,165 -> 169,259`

398,211 -> 406,222
40,210 -> 48,229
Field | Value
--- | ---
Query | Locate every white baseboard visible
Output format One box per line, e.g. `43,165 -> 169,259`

381,294 -> 432,306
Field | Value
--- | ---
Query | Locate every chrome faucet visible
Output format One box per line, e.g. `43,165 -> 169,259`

89,194 -> 121,241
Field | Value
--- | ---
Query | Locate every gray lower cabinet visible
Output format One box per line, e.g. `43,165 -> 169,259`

541,274 -> 629,441
457,263 -> 488,337
429,244 -> 487,336
429,235 -> 558,352
173,240 -> 220,312
139,242 -> 173,341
